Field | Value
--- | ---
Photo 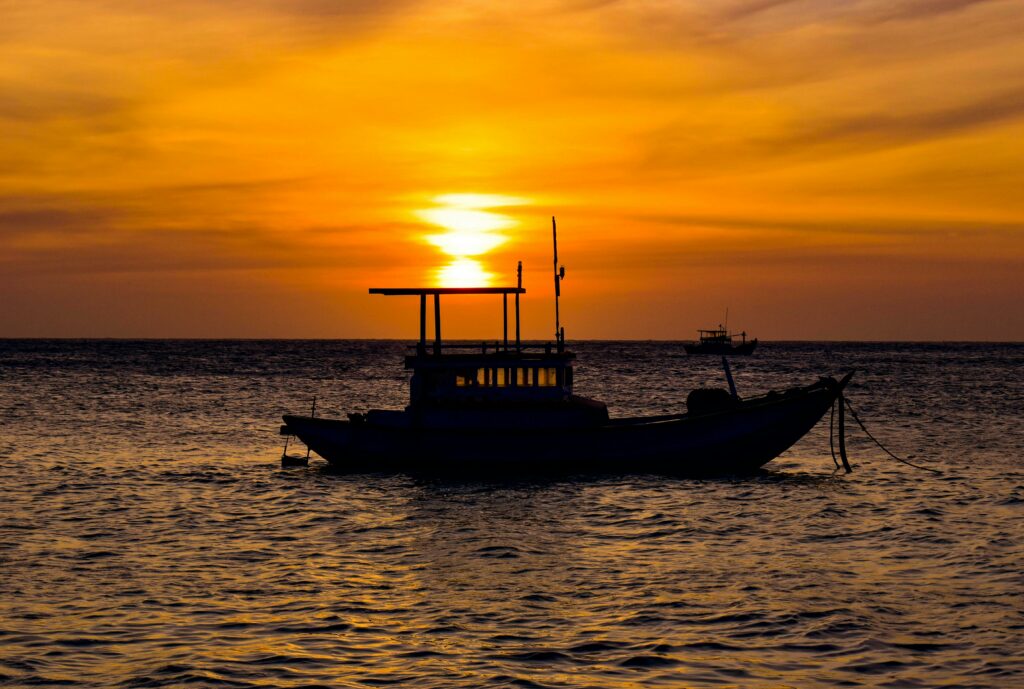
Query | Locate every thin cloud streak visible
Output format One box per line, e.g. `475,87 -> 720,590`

770,89 -> 1024,154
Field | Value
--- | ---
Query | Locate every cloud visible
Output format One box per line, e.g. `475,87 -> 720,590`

571,216 -> 1024,273
763,88 -> 1024,155
0,207 -> 115,234
657,0 -> 1002,33
0,221 -> 413,276
623,211 -> 1024,239
720,0 -> 803,23
0,182 -> 427,280
639,86 -> 1024,178
862,0 -> 999,25
4,0 -> 418,37
0,84 -> 130,125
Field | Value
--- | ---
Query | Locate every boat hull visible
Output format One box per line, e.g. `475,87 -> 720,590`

281,377 -> 845,475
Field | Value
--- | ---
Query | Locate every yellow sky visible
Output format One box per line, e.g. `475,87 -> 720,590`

2,0 -> 1022,339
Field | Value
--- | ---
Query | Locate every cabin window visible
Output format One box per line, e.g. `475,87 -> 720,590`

459,366 -> 557,388
536,367 -> 558,387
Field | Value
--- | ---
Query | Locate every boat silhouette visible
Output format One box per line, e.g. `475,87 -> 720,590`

280,220 -> 849,474
684,327 -> 758,356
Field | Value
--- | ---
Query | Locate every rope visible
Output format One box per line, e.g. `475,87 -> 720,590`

829,400 -> 841,471
843,398 -> 942,475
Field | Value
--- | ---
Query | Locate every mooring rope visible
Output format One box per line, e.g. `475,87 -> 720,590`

843,397 -> 942,475
828,400 -> 841,471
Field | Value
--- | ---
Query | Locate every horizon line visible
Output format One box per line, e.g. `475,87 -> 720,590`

1,337 -> 1022,345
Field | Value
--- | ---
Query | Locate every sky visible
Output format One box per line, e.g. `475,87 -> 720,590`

2,0 -> 1022,340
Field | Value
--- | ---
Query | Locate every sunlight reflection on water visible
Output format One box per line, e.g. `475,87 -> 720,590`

1,340 -> 1022,687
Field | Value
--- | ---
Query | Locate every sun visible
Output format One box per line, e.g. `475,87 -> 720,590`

416,193 -> 527,286
435,258 -> 491,287
422,209 -> 510,256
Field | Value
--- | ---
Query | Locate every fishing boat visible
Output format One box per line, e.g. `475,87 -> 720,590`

280,221 -> 850,475
684,326 -> 757,356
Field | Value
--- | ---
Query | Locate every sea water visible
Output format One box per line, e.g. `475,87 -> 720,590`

2,340 -> 1022,688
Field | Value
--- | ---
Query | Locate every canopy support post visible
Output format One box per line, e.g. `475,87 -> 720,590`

515,261 -> 522,352
433,293 -> 441,355
503,294 -> 508,352
419,293 -> 426,351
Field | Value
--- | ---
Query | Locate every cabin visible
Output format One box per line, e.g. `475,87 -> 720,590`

697,327 -> 732,345
368,287 -> 576,408
696,328 -> 751,345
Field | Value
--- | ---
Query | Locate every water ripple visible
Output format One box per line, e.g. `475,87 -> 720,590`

2,340 -> 1023,687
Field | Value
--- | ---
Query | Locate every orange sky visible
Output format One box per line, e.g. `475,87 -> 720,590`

2,0 -> 1022,340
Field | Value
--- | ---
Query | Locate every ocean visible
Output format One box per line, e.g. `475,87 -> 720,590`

2,340 -> 1022,688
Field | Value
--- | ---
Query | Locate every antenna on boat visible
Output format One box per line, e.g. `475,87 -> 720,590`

552,217 -> 566,351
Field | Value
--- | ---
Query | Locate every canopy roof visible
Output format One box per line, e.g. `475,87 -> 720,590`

369,287 -> 525,295
369,286 -> 526,352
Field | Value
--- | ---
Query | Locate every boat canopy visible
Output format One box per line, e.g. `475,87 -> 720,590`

370,286 -> 526,354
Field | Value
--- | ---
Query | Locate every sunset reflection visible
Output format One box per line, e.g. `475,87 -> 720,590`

417,194 -> 526,287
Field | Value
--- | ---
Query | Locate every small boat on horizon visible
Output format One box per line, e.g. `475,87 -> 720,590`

684,326 -> 758,356
280,220 -> 848,475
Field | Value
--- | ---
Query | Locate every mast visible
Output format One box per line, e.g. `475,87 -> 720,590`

552,217 -> 565,351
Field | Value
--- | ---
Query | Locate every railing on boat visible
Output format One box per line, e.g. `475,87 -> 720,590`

405,342 -> 563,355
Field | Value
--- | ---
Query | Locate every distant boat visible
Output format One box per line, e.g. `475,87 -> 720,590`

684,327 -> 757,356
280,220 -> 847,475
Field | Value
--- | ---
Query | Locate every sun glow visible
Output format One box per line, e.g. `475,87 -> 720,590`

435,258 -> 491,287
422,210 -> 510,256
417,194 -> 527,286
